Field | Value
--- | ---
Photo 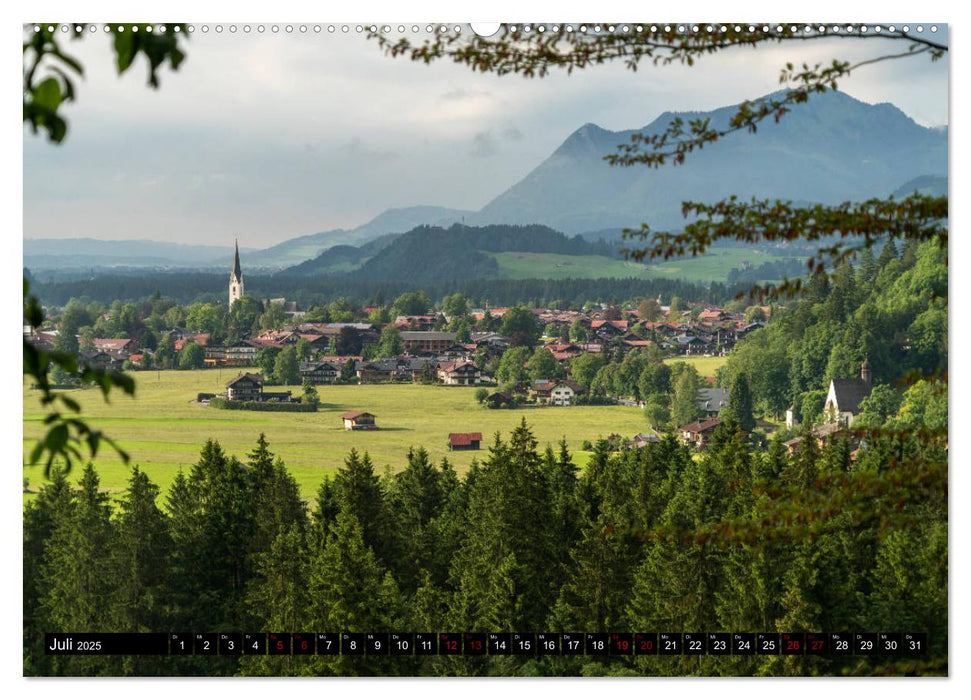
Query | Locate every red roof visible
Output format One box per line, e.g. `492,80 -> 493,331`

449,432 -> 483,447
341,411 -> 374,420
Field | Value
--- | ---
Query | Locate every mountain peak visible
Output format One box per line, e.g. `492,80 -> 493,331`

477,90 -> 947,234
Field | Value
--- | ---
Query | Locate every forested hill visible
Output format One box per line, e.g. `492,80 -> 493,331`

281,223 -> 618,282
715,238 -> 947,423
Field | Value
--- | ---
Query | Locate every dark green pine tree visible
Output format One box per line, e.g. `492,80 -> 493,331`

248,441 -> 308,586
305,509 -> 403,676
38,465 -> 117,675
758,433 -> 790,481
310,475 -> 341,547
106,466 -> 173,675
782,423 -> 821,490
170,440 -> 257,631
389,446 -> 447,591
540,440 -> 582,583
239,525 -> 313,677
722,372 -> 756,432
857,246 -> 877,286
876,239 -> 899,268
107,467 -> 172,631
247,432 -> 276,488
334,448 -> 397,569
447,420 -> 559,632
164,470 -> 201,630
23,468 -> 73,676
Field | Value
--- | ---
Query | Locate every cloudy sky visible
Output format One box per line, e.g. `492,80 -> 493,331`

23,25 -> 949,248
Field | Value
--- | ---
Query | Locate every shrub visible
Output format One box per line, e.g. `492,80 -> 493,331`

209,398 -> 316,412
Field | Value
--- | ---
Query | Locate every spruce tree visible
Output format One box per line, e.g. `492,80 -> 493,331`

23,468 -> 73,676
723,372 -> 756,432
38,465 -> 116,675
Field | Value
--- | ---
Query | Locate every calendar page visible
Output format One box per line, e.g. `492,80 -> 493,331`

22,13 -> 948,681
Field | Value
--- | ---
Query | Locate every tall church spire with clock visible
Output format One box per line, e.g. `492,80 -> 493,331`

229,239 -> 244,308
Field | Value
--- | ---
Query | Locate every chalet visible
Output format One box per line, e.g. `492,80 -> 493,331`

81,350 -> 126,371
297,333 -> 330,352
735,322 -> 766,340
440,344 -> 477,360
226,373 -> 264,402
470,332 -> 509,350
204,340 -> 261,367
400,331 -> 458,355
394,314 -> 441,331
93,338 -> 136,355
678,417 -> 724,450
341,411 -> 377,430
437,361 -> 482,386
823,361 -> 873,426
356,359 -> 397,383
531,379 -> 584,406
175,334 -> 210,351
625,432 -> 660,449
544,342 -> 583,359
698,387 -> 730,417
590,319 -> 628,338
697,308 -> 729,322
675,334 -> 710,355
783,422 -> 845,455
485,391 -> 514,408
300,361 -> 340,385
448,432 -> 483,451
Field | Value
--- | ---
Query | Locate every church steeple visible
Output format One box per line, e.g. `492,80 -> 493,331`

229,239 -> 244,307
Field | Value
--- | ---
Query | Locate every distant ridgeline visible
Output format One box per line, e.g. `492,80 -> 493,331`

281,224 -> 618,282
28,268 -> 733,308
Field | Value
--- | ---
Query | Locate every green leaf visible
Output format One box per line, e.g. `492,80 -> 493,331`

32,77 -> 63,111
46,423 -> 69,453
113,29 -> 135,73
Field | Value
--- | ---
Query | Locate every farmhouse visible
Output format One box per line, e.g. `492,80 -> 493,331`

437,361 -> 482,386
226,373 -> 264,402
531,379 -> 584,406
300,361 -> 340,385
678,417 -> 724,450
81,350 -> 126,371
341,411 -> 377,430
448,432 -> 482,451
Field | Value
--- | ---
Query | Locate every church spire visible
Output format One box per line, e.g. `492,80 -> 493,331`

232,238 -> 242,280
229,238 -> 244,307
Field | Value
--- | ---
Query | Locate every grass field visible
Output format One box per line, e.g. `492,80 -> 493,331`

664,355 -> 728,379
491,248 -> 787,283
23,369 -> 653,504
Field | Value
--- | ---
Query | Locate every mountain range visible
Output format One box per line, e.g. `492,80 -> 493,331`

24,90 -> 946,274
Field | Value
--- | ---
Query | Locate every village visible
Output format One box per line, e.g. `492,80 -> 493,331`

26,272 -> 873,458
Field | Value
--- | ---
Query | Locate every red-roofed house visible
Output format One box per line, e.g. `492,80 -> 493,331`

448,432 -> 483,451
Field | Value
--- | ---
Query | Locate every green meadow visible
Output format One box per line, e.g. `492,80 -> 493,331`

491,247 -> 787,283
23,368 -> 653,503
664,355 -> 728,379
